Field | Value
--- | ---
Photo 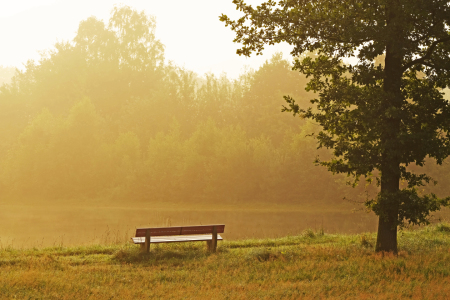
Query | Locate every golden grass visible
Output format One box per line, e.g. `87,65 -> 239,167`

1,225 -> 450,299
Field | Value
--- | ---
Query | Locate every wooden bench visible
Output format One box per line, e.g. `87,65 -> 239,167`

132,224 -> 225,253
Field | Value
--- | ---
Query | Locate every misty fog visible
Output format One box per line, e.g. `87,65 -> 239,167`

1,5 -> 449,247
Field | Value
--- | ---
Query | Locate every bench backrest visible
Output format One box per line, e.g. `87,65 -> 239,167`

135,225 -> 225,237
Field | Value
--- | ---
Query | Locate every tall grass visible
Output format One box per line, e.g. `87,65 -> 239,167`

1,224 -> 450,299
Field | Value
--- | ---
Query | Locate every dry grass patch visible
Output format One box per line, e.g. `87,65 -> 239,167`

1,225 -> 450,299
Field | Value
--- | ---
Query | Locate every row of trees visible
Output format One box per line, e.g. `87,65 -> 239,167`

1,103 -> 343,204
1,5 -> 449,225
0,6 -> 326,203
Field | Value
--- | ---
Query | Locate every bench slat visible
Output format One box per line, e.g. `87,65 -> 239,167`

181,225 -> 225,235
136,227 -> 182,237
135,225 -> 225,237
132,234 -> 223,244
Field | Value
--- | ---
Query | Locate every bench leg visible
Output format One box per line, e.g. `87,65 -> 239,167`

145,229 -> 151,253
211,226 -> 218,253
206,226 -> 218,253
140,243 -> 146,252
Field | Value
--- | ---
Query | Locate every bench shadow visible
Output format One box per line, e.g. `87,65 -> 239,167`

112,243 -> 226,264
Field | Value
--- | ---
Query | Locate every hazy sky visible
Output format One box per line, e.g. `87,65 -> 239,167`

0,0 -> 293,78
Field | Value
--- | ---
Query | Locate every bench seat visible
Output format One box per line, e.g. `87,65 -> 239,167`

132,224 -> 225,253
132,234 -> 223,244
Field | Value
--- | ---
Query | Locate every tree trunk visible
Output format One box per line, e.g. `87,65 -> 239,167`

375,0 -> 403,253
376,210 -> 398,252
375,180 -> 399,253
376,140 -> 400,253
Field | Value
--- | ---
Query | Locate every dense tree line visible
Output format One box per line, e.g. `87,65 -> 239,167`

0,6 -> 446,208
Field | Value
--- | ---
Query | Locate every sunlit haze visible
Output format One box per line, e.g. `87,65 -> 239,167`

2,1 -> 450,297
0,1 -> 387,247
0,0 -> 292,78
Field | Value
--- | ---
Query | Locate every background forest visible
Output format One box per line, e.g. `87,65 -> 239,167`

0,6 -> 448,207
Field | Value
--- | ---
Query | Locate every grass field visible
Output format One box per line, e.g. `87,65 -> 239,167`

1,224 -> 450,299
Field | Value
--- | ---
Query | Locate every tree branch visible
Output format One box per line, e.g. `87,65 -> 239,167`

256,33 -> 372,45
402,36 -> 450,72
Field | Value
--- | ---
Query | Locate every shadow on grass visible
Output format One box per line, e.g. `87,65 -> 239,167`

49,246 -> 118,256
112,243 -> 222,264
245,247 -> 279,262
435,223 -> 450,233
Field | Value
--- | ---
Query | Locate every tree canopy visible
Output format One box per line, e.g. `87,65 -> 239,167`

1,6 -> 368,209
221,0 -> 450,252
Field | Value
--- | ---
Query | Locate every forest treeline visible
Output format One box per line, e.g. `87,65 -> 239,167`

0,6 -> 447,205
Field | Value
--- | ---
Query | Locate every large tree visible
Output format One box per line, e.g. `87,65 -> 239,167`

221,0 -> 450,252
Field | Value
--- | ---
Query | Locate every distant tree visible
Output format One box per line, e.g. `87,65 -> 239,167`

221,0 -> 450,252
0,66 -> 16,86
239,52 -> 310,143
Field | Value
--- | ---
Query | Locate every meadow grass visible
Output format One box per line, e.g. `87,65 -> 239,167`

1,225 -> 450,299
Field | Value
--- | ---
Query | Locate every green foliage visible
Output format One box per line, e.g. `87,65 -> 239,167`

0,5 -> 359,205
367,189 -> 450,227
302,228 -> 316,238
2,4 -> 449,227
221,0 -> 450,251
